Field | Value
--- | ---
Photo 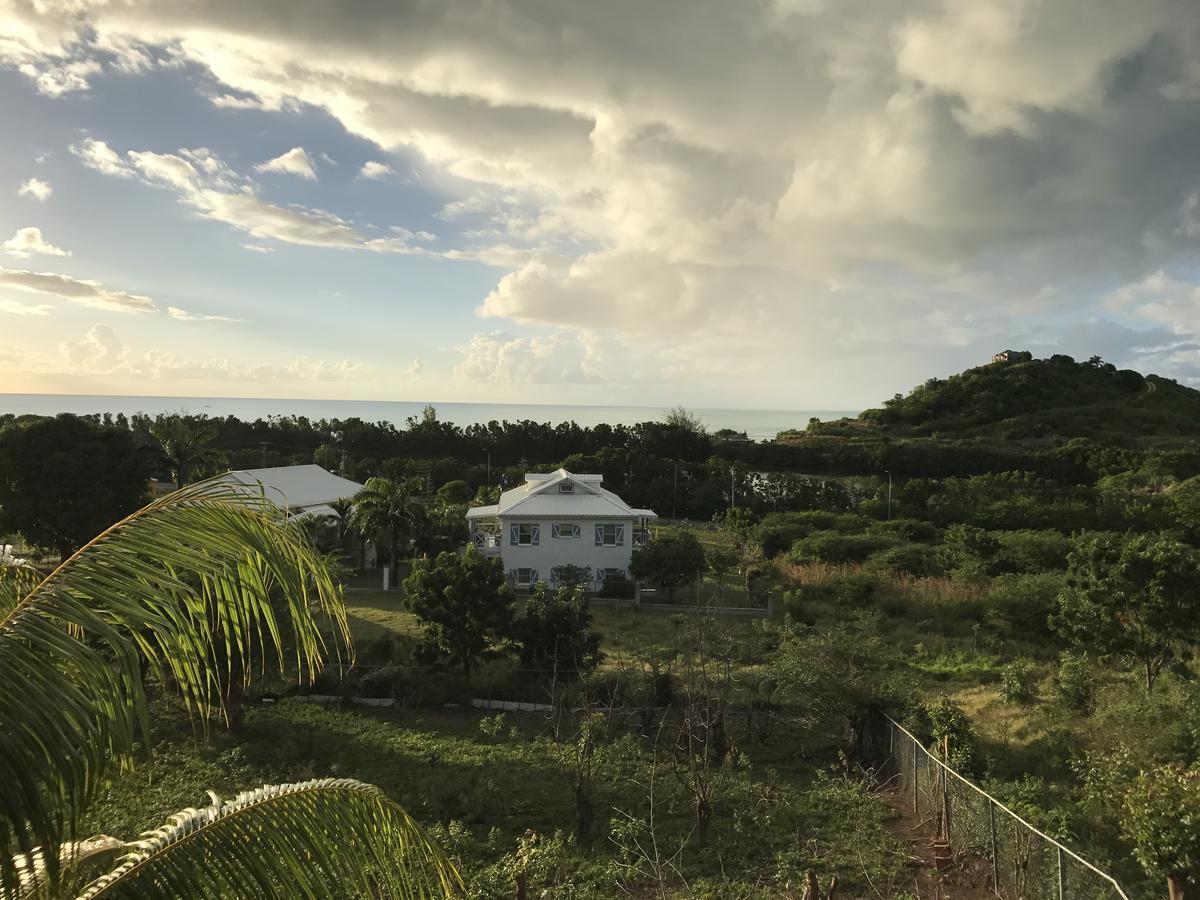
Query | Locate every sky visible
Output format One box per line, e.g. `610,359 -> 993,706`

2,0 -> 1200,410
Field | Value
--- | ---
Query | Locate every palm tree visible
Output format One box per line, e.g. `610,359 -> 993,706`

349,477 -> 413,577
0,479 -> 460,898
147,415 -> 225,486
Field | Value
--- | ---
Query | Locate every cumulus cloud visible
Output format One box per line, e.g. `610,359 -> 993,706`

359,160 -> 392,179
0,266 -> 155,313
407,358 -> 424,376
18,178 -> 52,201
255,147 -> 318,180
3,227 -> 70,258
12,0 -> 1200,398
71,138 -> 133,178
2,226 -> 68,259
60,324 -> 126,371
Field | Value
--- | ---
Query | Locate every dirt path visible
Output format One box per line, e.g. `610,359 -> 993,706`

878,788 -> 999,900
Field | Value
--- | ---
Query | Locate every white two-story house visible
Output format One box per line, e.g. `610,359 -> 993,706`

466,469 -> 656,590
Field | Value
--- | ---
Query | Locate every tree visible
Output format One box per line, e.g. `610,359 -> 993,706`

1053,532 -> 1200,691
0,479 -> 460,897
629,530 -> 707,601
404,548 -> 514,678
516,582 -> 602,677
1121,764 -> 1200,900
435,479 -> 472,504
147,414 -> 224,486
0,414 -> 154,560
349,476 -> 413,577
661,406 -> 706,434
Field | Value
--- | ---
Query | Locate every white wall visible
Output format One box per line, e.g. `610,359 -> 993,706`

499,515 -> 636,582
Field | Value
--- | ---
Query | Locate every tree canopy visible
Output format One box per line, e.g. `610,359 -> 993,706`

0,414 -> 155,559
1053,532 -> 1200,691
404,548 -> 514,677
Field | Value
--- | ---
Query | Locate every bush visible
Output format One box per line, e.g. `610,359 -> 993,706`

756,511 -> 869,557
361,632 -> 397,666
798,572 -> 880,608
867,518 -> 940,543
993,529 -> 1071,574
998,660 -> 1038,705
790,531 -> 898,565
924,697 -> 979,774
986,573 -> 1064,633
359,665 -> 405,699
598,578 -> 635,600
1056,651 -> 1094,713
866,543 -> 944,577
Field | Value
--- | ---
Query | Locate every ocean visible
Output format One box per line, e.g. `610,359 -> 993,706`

0,394 -> 856,442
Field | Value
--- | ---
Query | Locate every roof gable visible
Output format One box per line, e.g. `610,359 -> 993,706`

495,468 -> 655,519
216,464 -> 363,511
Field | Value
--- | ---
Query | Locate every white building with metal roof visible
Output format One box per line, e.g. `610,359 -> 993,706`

466,469 -> 656,590
212,464 -> 363,521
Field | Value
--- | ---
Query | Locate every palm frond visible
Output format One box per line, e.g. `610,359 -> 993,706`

0,479 -> 350,894
74,779 -> 462,899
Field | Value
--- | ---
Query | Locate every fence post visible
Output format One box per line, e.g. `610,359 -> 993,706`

1057,846 -> 1066,900
988,799 -> 999,892
912,746 -> 919,814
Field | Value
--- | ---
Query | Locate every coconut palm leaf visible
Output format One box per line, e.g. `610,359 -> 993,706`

0,479 -> 350,894
72,779 -> 461,900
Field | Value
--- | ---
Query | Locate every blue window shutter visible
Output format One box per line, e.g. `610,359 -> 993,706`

531,525 -> 540,546
531,569 -> 539,584
595,524 -> 603,546
510,524 -> 519,546
616,524 -> 625,547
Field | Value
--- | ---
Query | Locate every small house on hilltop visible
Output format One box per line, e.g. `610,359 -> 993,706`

466,468 -> 656,591
992,349 -> 1033,363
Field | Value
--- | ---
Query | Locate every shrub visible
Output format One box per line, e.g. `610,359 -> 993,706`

924,697 -> 979,773
867,518 -> 940,543
359,665 -> 404,699
598,578 -> 635,600
866,544 -> 944,577
790,531 -> 898,565
998,660 -> 1038,705
360,631 -> 397,666
986,573 -> 1064,633
799,572 -> 880,608
1056,651 -> 1094,713
993,529 -> 1071,574
756,511 -> 869,557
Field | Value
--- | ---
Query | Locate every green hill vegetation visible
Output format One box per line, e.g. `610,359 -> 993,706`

809,354 -> 1200,440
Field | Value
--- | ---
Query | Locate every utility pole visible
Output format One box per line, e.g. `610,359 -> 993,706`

260,441 -> 267,468
730,465 -> 736,510
885,470 -> 893,520
484,447 -> 491,494
672,460 -> 678,520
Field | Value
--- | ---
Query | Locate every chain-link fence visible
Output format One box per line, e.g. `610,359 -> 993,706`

862,715 -> 1132,900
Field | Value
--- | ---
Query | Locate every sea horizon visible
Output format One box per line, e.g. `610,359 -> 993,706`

0,392 -> 859,442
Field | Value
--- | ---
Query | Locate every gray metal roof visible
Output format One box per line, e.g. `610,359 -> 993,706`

471,468 -> 656,519
214,464 -> 363,512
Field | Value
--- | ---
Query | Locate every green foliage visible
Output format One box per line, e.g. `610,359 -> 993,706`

75,779 -> 461,899
1121,764 -> 1200,884
1053,532 -> 1200,691
923,697 -> 979,773
0,413 -> 154,559
628,529 -> 706,596
146,413 -> 225,486
986,573 -> 1063,633
1055,651 -> 1094,713
515,583 -> 602,677
350,476 -> 416,572
998,660 -> 1038,705
866,543 -> 944,577
404,548 -> 515,677
435,479 -> 472,504
938,523 -> 1000,580
789,530 -> 897,565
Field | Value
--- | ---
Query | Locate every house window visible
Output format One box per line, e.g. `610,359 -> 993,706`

552,522 -> 581,539
510,523 -> 540,546
514,568 -> 538,586
595,523 -> 624,547
558,483 -> 574,493
600,568 -> 625,581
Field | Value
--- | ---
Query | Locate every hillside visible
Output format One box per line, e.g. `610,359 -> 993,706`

808,355 -> 1200,440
